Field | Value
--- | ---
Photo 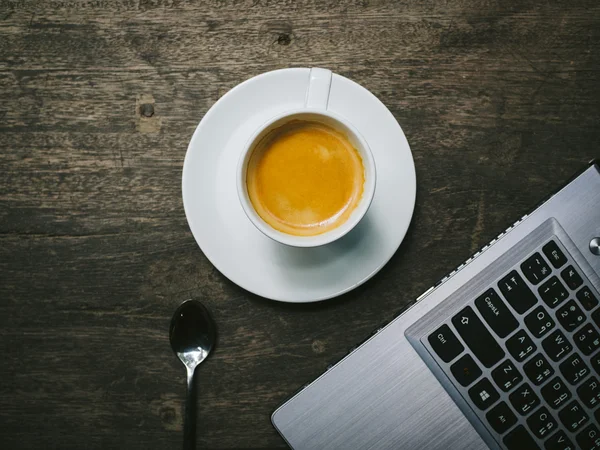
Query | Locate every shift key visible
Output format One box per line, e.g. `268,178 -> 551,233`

452,306 -> 505,368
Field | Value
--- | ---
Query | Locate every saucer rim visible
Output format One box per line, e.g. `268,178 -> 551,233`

182,68 -> 416,303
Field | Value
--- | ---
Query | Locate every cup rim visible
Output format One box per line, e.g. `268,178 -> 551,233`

236,108 -> 377,248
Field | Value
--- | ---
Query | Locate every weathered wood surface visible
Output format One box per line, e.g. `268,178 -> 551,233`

1,0 -> 599,448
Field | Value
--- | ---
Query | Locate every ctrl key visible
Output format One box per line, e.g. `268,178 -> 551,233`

486,401 -> 517,435
428,324 -> 464,363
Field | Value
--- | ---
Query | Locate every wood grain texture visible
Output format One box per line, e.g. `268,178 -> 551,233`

1,0 -> 599,448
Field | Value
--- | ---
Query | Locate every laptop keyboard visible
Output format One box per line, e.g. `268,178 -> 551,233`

425,238 -> 600,450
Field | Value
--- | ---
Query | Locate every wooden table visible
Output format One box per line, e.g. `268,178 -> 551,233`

1,0 -> 599,448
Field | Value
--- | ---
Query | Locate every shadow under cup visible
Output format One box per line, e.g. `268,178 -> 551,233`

237,110 -> 377,248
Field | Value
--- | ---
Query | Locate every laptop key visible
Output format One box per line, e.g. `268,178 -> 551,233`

539,276 -> 569,309
543,240 -> 568,269
509,382 -> 540,415
595,409 -> 600,429
524,353 -> 554,386
521,252 -> 551,285
558,400 -> 588,432
574,324 -> 600,355
474,288 -> 518,338
544,430 -> 575,450
591,351 -> 600,375
541,377 -> 572,409
468,377 -> 500,410
527,406 -> 557,439
450,354 -> 482,387
428,324 -> 464,363
507,330 -> 537,362
559,353 -> 589,385
576,376 -> 600,409
504,425 -> 541,449
525,306 -> 556,338
451,306 -> 505,368
486,401 -> 517,434
561,265 -> 583,290
556,300 -> 586,332
542,330 -> 572,362
492,359 -> 523,392
576,424 -> 600,450
593,308 -> 600,329
578,286 -> 599,311
498,270 -> 538,314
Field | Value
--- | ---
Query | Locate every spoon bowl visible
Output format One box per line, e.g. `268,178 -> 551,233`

170,300 -> 216,450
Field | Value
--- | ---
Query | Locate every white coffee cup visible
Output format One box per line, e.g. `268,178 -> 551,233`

236,68 -> 377,248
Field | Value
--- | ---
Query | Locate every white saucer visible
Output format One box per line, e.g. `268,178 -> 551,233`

182,68 -> 416,303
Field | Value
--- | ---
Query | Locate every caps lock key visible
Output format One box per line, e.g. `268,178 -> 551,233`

475,288 -> 518,338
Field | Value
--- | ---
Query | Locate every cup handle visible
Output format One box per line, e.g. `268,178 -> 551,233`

304,68 -> 332,110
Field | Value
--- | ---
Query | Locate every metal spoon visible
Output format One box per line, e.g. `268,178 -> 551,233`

170,300 -> 216,450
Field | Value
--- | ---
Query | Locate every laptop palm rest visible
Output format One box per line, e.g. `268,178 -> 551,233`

272,305 -> 488,450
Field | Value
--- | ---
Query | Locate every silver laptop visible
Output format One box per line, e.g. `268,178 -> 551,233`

272,161 -> 600,450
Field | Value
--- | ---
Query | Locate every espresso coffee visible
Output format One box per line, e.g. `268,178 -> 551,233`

246,120 -> 365,236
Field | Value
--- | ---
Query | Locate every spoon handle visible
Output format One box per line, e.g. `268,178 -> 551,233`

183,366 -> 197,450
